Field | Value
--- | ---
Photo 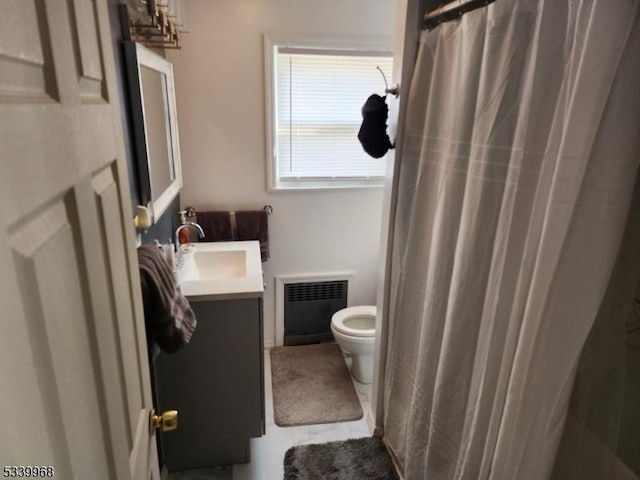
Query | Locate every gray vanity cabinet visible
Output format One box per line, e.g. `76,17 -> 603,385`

154,296 -> 265,471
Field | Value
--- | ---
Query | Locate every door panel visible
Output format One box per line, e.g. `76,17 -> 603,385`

0,0 -> 56,102
11,198 -> 113,479
92,164 -> 147,449
68,0 -> 107,101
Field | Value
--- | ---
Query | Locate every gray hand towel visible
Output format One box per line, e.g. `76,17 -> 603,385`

138,245 -> 197,357
198,211 -> 234,242
235,209 -> 270,261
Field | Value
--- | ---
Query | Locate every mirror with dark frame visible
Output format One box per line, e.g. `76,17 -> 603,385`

124,41 -> 182,224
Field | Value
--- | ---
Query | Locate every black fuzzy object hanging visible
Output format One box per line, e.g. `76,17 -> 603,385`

357,94 -> 394,159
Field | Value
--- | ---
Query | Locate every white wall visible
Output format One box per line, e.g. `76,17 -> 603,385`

168,0 -> 396,346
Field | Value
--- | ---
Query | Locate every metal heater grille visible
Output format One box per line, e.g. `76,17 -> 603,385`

283,280 -> 348,346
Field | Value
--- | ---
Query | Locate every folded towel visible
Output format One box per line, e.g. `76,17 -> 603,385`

235,210 -> 270,261
137,245 -> 197,358
197,211 -> 233,242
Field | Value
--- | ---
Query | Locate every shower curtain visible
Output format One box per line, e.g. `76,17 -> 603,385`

383,1 -> 640,479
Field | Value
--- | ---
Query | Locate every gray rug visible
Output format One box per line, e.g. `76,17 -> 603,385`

270,343 -> 363,426
284,437 -> 400,480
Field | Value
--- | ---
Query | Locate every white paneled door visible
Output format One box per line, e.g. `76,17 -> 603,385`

0,1 -> 159,479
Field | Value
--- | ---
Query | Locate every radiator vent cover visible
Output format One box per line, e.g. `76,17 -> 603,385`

283,280 -> 348,346
286,280 -> 347,303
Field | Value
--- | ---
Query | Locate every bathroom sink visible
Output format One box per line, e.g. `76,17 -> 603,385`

177,241 -> 263,300
191,250 -> 247,280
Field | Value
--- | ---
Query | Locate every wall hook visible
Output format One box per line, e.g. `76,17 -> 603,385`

376,65 -> 399,98
376,65 -> 389,92
386,83 -> 400,97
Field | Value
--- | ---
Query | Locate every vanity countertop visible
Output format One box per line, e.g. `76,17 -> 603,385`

177,240 -> 264,302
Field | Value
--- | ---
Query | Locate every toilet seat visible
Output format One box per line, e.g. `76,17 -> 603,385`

331,306 -> 376,338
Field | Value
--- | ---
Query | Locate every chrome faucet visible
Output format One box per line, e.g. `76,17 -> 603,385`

175,222 -> 205,248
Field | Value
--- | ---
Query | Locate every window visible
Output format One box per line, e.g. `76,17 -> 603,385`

265,35 -> 393,190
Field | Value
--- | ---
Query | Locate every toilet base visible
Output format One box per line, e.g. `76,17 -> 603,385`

350,352 -> 373,384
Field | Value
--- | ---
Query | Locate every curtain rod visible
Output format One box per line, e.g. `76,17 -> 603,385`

424,0 -> 497,30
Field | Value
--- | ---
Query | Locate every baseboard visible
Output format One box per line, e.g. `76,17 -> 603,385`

264,339 -> 276,349
368,409 -> 381,436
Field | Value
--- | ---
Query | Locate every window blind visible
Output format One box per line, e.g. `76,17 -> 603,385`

274,47 -> 393,181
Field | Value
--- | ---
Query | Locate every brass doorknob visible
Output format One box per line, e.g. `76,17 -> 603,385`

150,409 -> 178,434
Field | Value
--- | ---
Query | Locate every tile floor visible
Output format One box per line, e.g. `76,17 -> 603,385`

166,348 -> 373,480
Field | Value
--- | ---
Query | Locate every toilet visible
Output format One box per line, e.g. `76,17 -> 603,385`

331,306 -> 377,384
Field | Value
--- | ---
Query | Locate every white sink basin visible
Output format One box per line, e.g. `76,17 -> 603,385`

191,250 -> 247,280
177,241 -> 263,300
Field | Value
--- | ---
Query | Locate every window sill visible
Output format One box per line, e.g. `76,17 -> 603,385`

268,178 -> 385,192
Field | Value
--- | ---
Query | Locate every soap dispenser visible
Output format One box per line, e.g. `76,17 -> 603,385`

178,210 -> 190,245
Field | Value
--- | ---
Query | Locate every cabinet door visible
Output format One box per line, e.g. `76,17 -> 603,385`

155,298 -> 264,470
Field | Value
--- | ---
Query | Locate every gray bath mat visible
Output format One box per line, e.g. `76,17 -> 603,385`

270,343 -> 363,426
284,436 -> 400,480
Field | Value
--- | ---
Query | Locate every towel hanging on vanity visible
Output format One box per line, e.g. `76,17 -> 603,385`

137,245 -> 197,359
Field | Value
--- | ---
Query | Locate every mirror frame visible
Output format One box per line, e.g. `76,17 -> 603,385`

124,41 -> 182,224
